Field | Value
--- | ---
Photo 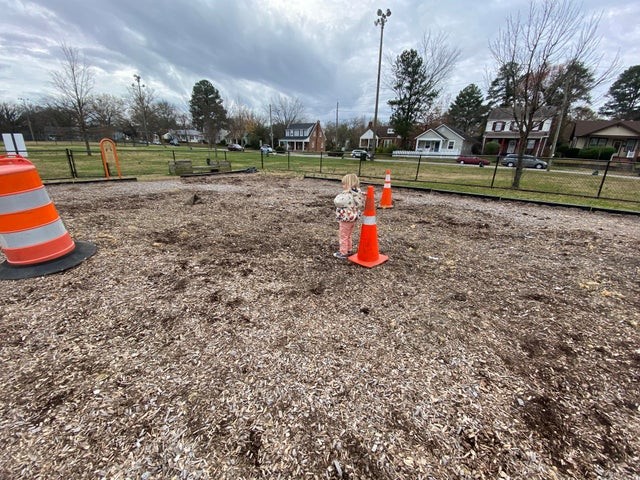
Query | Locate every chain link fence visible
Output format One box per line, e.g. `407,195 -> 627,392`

7,146 -> 640,212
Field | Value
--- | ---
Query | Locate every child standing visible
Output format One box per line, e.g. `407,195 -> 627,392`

333,173 -> 364,259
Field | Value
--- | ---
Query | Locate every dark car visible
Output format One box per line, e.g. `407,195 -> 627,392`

227,143 -> 244,151
457,156 -> 490,166
500,154 -> 547,169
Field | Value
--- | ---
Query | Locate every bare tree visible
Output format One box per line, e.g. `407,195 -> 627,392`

50,43 -> 94,154
227,101 -> 259,145
90,94 -> 126,128
128,74 -> 156,145
420,31 -> 461,96
269,95 -> 306,127
489,0 -> 609,187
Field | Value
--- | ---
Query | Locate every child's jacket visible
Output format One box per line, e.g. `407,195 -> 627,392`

334,188 -> 364,222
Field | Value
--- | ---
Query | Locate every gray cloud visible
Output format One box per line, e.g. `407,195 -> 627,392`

1,0 -> 638,122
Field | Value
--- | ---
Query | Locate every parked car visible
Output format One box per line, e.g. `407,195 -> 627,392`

260,145 -> 274,154
457,156 -> 490,166
227,143 -> 244,151
500,154 -> 547,169
351,149 -> 371,159
168,138 -> 179,146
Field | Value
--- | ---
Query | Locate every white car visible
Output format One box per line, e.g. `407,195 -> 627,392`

260,145 -> 274,154
351,149 -> 371,159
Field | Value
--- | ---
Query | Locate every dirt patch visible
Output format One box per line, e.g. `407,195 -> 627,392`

1,172 -> 638,479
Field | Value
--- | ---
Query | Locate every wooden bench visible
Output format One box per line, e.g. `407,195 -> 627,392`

169,159 -> 232,175
168,159 -> 193,175
192,159 -> 231,173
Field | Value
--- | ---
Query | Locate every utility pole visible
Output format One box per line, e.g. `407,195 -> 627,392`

335,101 -> 339,149
132,74 -> 149,145
269,104 -> 274,148
372,8 -> 391,160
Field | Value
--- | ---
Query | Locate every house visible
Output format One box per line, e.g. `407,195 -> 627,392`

410,124 -> 475,156
279,121 -> 325,152
482,107 -> 557,157
570,120 -> 640,161
359,123 -> 402,151
164,129 -> 206,144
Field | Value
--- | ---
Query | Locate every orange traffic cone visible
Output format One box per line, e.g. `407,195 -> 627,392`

0,155 -> 97,280
379,169 -> 393,208
349,185 -> 388,268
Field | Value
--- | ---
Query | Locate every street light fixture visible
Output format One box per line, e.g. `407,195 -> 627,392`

132,74 -> 149,145
372,8 -> 391,160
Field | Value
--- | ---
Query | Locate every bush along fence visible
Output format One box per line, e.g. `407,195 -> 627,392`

12,146 -> 640,211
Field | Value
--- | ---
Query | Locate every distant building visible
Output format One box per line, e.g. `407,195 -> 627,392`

570,120 -> 640,161
482,107 -> 557,157
279,121 -> 325,151
359,122 -> 402,150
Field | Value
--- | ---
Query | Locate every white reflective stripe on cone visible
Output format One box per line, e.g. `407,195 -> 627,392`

0,187 -> 50,214
0,219 -> 67,249
362,215 -> 376,225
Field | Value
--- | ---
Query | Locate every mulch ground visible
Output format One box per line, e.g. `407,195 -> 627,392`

1,172 -> 638,479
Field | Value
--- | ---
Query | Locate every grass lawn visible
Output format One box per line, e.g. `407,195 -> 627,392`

10,141 -> 640,213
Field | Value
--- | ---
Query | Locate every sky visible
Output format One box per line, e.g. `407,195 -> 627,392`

1,0 -> 639,124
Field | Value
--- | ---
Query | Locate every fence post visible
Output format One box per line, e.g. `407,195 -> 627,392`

288,151 -> 291,170
596,155 -> 613,198
415,155 -> 422,181
319,152 -> 323,173
65,149 -> 78,178
490,157 -> 500,188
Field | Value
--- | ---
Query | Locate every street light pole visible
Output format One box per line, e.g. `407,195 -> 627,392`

133,74 -> 149,145
372,8 -> 391,161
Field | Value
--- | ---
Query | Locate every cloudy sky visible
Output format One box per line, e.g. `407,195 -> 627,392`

1,0 -> 638,123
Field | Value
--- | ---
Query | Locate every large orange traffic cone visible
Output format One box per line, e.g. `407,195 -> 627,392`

0,155 -> 97,280
349,185 -> 388,268
379,169 -> 393,208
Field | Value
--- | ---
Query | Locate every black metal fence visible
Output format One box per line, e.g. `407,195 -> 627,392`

4,146 -> 639,211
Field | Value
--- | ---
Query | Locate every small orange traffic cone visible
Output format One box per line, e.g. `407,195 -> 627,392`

349,185 -> 388,268
379,169 -> 393,208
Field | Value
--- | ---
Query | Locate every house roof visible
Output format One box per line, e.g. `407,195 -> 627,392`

287,123 -> 316,130
362,123 -> 401,138
488,106 -> 557,120
573,120 -> 640,137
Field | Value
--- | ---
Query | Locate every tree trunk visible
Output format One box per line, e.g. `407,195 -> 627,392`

511,133 -> 528,189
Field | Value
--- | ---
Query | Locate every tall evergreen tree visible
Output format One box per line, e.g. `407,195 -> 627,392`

388,49 -> 435,148
487,62 -> 520,108
447,84 -> 488,136
599,65 -> 640,120
189,80 -> 227,145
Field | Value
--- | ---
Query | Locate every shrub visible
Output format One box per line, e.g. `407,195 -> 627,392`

578,147 -> 616,159
484,141 -> 500,155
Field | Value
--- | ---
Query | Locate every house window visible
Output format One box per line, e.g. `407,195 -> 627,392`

386,128 -> 395,134
509,122 -> 519,131
589,137 -> 607,147
492,121 -> 505,132
447,141 -> 454,149
625,139 -> 636,152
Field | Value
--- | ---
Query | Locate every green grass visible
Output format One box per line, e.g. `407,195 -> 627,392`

10,141 -> 640,213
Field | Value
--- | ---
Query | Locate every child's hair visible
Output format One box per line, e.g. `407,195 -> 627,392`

342,173 -> 360,190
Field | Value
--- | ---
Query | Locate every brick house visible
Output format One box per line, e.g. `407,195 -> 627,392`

279,121 -> 325,152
